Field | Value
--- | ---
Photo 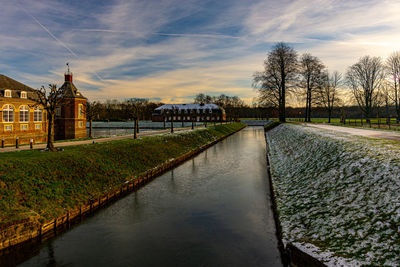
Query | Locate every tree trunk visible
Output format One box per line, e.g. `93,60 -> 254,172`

134,118 -> 137,139
279,77 -> 286,122
328,109 -> 332,123
308,91 -> 312,122
89,119 -> 93,139
136,118 -> 139,134
47,113 -> 56,151
171,114 -> 174,133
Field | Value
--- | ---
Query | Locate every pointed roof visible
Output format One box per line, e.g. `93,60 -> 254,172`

59,73 -> 86,99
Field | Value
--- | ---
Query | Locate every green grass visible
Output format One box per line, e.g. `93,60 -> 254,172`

0,123 -> 245,225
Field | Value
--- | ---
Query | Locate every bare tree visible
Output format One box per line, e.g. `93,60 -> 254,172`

315,71 -> 343,123
31,84 -> 64,151
85,101 -> 101,139
253,42 -> 298,122
346,56 -> 385,123
377,80 -> 393,124
298,53 -> 325,122
385,51 -> 400,122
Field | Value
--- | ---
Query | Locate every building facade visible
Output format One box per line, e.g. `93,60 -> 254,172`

54,71 -> 87,140
0,72 -> 87,146
152,103 -> 226,122
0,75 -> 47,146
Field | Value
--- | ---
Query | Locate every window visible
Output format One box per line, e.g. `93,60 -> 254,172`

78,121 -> 83,128
4,90 -> 11,98
34,107 -> 43,122
19,105 -> 29,122
56,107 -> 61,117
78,104 -> 84,119
35,124 -> 41,130
20,91 -> 27,99
20,124 -> 28,130
2,104 -> 14,122
4,125 -> 12,131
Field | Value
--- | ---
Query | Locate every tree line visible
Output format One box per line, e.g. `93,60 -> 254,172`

252,42 -> 400,123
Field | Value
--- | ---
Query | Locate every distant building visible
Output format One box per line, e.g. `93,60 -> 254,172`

0,69 -> 87,146
152,103 -> 226,122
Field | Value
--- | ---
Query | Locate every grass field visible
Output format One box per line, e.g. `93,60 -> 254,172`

0,123 -> 245,225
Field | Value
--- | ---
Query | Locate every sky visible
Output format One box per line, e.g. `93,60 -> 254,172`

1,0 -> 400,104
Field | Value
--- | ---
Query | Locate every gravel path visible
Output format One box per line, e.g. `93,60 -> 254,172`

305,123 -> 400,141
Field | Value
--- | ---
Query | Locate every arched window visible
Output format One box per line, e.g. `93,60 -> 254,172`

2,104 -> 14,122
78,104 -> 84,119
34,107 -> 43,122
19,105 -> 29,122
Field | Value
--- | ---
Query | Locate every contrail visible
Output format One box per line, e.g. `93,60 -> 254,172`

18,4 -> 104,82
21,7 -> 78,57
78,29 -> 241,39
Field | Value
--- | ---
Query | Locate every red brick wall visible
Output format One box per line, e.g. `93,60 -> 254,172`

55,98 -> 87,140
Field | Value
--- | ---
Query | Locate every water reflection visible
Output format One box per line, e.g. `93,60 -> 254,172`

12,127 -> 281,267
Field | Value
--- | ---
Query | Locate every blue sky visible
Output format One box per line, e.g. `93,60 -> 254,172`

1,0 -> 400,104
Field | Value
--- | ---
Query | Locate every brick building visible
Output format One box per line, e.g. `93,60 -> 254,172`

0,71 -> 87,146
54,70 -> 87,140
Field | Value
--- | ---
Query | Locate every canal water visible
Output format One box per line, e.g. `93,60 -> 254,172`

16,127 -> 282,266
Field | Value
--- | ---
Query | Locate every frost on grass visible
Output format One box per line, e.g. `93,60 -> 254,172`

266,124 -> 400,266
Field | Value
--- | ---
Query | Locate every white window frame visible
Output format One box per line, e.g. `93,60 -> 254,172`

19,105 -> 29,122
2,104 -> 14,122
35,124 -> 41,130
4,90 -> 11,98
78,121 -> 83,128
4,124 -> 12,131
34,107 -> 43,122
78,104 -> 84,119
20,124 -> 28,130
20,91 -> 27,99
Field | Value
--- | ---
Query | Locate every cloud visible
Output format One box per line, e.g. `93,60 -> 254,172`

1,0 -> 400,105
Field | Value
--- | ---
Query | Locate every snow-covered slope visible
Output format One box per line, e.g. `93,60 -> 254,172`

266,124 -> 400,266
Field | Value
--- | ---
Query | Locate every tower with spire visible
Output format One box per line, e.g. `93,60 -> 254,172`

54,63 -> 87,140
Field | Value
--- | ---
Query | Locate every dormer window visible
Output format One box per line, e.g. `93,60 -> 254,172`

4,90 -> 11,98
20,91 -> 27,99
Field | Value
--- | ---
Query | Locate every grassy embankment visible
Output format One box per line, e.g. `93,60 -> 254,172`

266,124 -> 399,266
0,123 -> 245,225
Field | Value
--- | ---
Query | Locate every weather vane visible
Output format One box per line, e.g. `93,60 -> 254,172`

66,62 -> 70,73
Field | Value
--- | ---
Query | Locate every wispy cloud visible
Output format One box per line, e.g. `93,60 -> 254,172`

1,0 -> 400,104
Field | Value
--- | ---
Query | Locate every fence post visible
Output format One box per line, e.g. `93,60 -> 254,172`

30,139 -> 33,149
1,139 -> 4,148
15,137 -> 19,149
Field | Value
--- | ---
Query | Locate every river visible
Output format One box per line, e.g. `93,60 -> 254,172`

13,127 -> 282,266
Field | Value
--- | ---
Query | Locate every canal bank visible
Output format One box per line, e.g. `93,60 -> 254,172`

2,127 -> 282,266
0,123 -> 245,255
